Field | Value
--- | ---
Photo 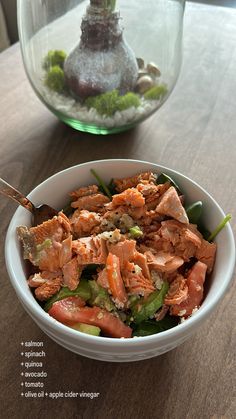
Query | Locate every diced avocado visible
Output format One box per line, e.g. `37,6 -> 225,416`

71,323 -> 101,336
129,226 -> 143,239
88,280 -> 116,312
131,281 -> 169,324
44,279 -> 91,312
128,295 -> 140,308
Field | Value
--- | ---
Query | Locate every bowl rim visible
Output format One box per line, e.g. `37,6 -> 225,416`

5,158 -> 236,347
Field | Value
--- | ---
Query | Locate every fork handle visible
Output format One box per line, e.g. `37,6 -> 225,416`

0,177 -> 35,213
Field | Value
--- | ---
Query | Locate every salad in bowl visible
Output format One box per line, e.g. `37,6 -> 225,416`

17,167 -> 230,339
5,160 -> 235,361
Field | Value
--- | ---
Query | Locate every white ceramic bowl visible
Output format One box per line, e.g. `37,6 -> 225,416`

5,160 -> 235,362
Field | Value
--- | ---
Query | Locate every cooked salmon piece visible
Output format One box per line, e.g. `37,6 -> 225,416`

71,193 -> 110,211
28,270 -> 63,288
70,209 -> 101,238
107,239 -> 136,268
41,270 -> 62,279
30,234 -> 72,272
140,222 -> 162,235
97,267 -> 109,289
113,172 -> 156,192
34,276 -> 62,301
28,273 -> 46,288
137,182 -> 170,210
133,252 -> 150,280
170,261 -> 207,316
152,220 -> 202,261
57,212 -> 72,235
27,212 -> 71,245
126,205 -> 147,220
106,253 -> 128,308
139,209 -> 163,227
155,186 -> 189,224
183,228 -> 202,247
17,213 -> 72,272
112,188 -> 145,208
164,275 -> 188,305
62,257 -> 81,290
59,235 -> 72,268
72,236 -> 108,264
158,221 -> 216,271
70,185 -> 99,200
195,239 -> 216,273
122,261 -> 155,297
145,250 -> 184,273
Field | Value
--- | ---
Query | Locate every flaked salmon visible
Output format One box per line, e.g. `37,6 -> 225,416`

106,253 -> 128,308
137,182 -> 170,210
133,251 -> 150,280
97,267 -> 109,289
114,172 -> 156,192
107,239 -> 136,268
70,209 -> 101,238
17,212 -> 72,272
195,239 -> 216,273
164,275 -> 188,305
122,261 -> 155,297
70,184 -> 99,200
71,193 -> 110,211
170,261 -> 207,316
62,257 -> 81,290
72,236 -> 107,264
34,276 -> 62,301
112,188 -> 145,208
145,250 -> 184,273
156,187 -> 189,224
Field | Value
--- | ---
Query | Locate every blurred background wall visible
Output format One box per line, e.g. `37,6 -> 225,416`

1,0 -> 17,45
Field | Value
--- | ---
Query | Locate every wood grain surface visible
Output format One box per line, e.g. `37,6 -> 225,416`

0,2 -> 235,419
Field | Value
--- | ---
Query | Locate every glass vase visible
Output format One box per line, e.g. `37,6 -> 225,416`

18,0 -> 185,135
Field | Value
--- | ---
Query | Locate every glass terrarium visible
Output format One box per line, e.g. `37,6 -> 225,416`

18,0 -> 185,134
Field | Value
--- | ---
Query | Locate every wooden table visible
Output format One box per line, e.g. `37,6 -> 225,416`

0,2 -> 235,418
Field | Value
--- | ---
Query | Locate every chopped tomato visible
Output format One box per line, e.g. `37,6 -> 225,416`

48,296 -> 86,323
48,297 -> 132,338
171,261 -> 207,317
106,253 -> 128,307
